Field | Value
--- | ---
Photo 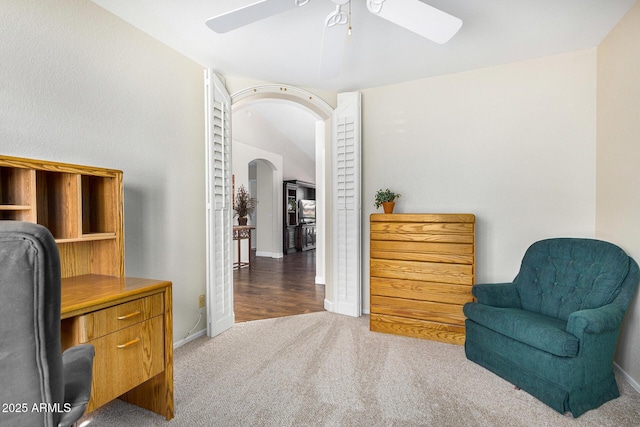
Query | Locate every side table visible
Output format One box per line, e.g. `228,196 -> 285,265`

233,225 -> 255,269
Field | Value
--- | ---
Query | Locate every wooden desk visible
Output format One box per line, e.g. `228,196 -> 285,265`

233,225 -> 254,269
60,275 -> 174,420
1,156 -> 172,419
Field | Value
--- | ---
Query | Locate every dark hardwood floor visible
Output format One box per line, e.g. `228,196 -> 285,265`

233,249 -> 325,323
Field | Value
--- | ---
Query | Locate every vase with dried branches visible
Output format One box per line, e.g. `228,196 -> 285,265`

234,184 -> 256,225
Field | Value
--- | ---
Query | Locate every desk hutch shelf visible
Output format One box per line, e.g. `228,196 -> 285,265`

0,155 -> 123,277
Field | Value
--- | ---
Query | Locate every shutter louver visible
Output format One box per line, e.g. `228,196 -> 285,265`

333,92 -> 362,317
205,70 -> 234,336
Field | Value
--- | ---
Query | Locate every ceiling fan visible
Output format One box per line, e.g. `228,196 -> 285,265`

205,0 -> 463,78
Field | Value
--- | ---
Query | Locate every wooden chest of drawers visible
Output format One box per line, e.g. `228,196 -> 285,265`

61,275 -> 173,420
369,214 -> 475,345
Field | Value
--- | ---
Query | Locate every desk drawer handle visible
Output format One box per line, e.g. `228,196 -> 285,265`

117,310 -> 142,320
116,337 -> 140,349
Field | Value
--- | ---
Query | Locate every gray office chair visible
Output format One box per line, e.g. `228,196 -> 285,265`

0,221 -> 95,427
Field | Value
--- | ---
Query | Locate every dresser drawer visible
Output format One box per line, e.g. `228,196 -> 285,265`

87,315 -> 164,411
76,293 -> 163,341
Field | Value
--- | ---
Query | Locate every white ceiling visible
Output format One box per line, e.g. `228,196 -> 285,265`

89,0 -> 636,162
233,98 -> 319,161
90,0 -> 635,93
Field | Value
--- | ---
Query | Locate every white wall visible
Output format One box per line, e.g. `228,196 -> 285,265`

233,102 -> 315,183
256,159 -> 278,257
0,0 -> 207,342
361,49 -> 598,311
596,0 -> 640,386
232,141 -> 283,258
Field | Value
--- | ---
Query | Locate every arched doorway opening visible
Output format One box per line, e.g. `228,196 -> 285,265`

230,85 -> 332,319
206,75 -> 362,337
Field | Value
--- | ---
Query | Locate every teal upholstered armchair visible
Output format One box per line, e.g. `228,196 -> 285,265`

463,238 -> 639,417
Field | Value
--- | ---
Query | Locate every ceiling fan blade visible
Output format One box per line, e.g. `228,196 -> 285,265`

369,0 -> 462,44
206,0 -> 305,33
318,22 -> 348,79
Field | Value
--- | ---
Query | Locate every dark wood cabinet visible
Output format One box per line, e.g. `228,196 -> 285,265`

298,223 -> 316,251
283,180 -> 315,254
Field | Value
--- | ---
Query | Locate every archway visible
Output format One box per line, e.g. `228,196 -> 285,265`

232,85 -> 333,118
230,85 -> 333,287
206,75 -> 361,336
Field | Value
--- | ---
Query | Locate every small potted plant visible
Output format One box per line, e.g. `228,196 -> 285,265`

234,185 -> 256,225
374,188 -> 401,214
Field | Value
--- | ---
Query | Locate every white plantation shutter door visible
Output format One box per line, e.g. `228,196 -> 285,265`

333,92 -> 362,317
205,70 -> 234,337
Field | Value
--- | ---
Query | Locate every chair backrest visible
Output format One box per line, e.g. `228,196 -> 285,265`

0,221 -> 64,427
514,238 -> 638,321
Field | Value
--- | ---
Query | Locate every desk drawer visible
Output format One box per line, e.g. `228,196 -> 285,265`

87,315 -> 164,411
77,293 -> 163,341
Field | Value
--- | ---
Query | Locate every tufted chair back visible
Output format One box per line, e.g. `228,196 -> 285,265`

514,238 -> 634,321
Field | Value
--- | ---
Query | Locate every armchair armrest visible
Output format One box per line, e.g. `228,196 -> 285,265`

566,304 -> 626,339
58,344 -> 95,427
471,282 -> 521,308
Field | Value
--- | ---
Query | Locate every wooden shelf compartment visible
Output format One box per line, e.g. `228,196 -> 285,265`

81,175 -> 117,236
0,205 -> 32,221
36,170 -> 81,240
0,166 -> 36,221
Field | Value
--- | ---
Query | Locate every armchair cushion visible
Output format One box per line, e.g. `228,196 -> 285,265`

464,303 -> 579,357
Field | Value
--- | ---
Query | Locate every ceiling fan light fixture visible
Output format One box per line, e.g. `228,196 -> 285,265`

325,4 -> 349,28
325,0 -> 353,28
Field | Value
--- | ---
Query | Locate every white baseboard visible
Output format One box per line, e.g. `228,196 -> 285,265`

324,298 -> 333,312
173,328 -> 207,349
614,362 -> 640,394
256,251 -> 284,259
315,276 -> 325,285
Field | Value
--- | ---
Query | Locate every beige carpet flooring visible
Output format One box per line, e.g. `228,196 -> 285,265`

79,311 -> 640,426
